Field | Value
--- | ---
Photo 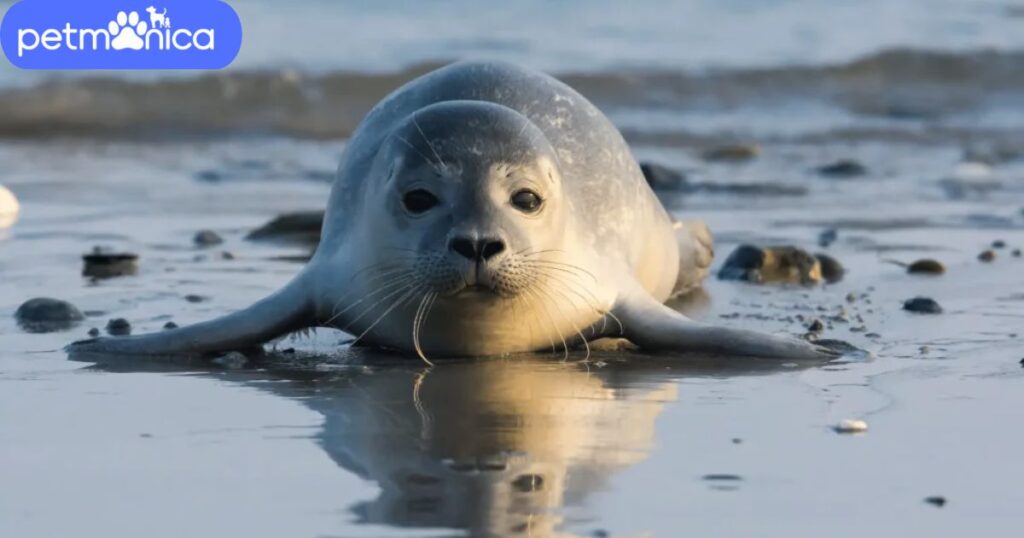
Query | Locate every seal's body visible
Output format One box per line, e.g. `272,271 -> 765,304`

70,61 -> 838,361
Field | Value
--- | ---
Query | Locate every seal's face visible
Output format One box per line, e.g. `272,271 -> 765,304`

375,105 -> 569,302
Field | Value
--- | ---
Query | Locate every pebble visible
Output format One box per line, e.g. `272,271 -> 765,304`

87,327 -> 100,337
907,259 -> 945,275
924,496 -> 947,508
193,229 -> 223,247
834,419 -> 868,433
978,249 -> 996,262
1013,249 -> 1022,258
184,294 -> 206,303
246,210 -> 324,245
806,319 -> 824,333
83,247 -> 138,279
845,292 -> 857,303
903,297 -> 943,314
816,159 -> 867,178
163,321 -> 178,330
818,228 -> 838,248
221,251 -> 235,260
992,239 -> 1006,249
639,161 -> 689,191
701,143 -> 760,162
717,244 -> 825,285
815,253 -> 845,283
14,297 -> 85,333
105,318 -> 132,336
0,183 -> 20,228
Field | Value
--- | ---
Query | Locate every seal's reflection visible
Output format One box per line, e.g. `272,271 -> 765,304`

300,357 -> 676,536
73,342 -> 820,537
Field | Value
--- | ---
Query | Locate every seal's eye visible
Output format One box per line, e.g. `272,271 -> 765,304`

403,189 -> 440,214
511,189 -> 543,213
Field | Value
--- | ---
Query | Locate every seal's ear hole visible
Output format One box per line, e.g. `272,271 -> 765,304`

510,189 -> 543,213
403,189 -> 440,214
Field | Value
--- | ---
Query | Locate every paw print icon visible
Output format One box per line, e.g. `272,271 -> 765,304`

108,11 -> 148,51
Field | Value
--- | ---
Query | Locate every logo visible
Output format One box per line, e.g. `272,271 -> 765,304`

1,0 -> 242,69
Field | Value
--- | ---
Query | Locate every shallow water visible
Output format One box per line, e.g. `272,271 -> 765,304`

3,0 -> 1024,535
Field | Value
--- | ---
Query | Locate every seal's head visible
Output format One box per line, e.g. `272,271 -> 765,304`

367,101 -> 570,301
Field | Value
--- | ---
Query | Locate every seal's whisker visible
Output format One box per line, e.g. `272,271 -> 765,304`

348,284 -> 422,348
532,283 -> 586,362
340,279 -> 419,331
412,291 -> 437,367
324,273 -> 414,327
526,260 -> 598,282
522,287 -> 559,355
411,114 -> 449,171
534,268 -> 624,336
394,134 -> 444,175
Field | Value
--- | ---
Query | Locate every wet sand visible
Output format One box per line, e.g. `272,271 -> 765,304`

2,129 -> 1023,536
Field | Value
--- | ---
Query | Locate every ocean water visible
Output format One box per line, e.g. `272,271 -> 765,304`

3,1 -> 1024,537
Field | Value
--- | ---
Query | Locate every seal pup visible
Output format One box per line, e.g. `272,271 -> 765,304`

69,61 -> 844,361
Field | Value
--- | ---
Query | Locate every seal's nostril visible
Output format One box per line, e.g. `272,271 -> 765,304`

449,237 -> 478,260
479,239 -> 505,260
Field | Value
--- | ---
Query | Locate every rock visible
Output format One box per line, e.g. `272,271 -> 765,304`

184,294 -> 206,303
0,183 -> 19,228
903,297 -> 942,314
1013,249 -> 1022,258
83,247 -> 138,279
15,297 -> 85,333
246,211 -> 324,245
717,245 -> 823,285
194,169 -> 223,182
817,159 -> 867,178
818,228 -> 838,247
833,419 -> 868,433
701,474 -> 743,481
991,239 -> 1006,249
978,249 -> 996,262
639,162 -> 688,191
815,253 -> 844,283
907,259 -> 945,274
701,143 -> 760,163
845,292 -> 857,303
924,496 -> 947,508
806,318 -> 824,333
163,321 -> 178,330
221,251 -> 235,260
105,318 -> 132,336
193,229 -> 223,247
87,327 -> 100,337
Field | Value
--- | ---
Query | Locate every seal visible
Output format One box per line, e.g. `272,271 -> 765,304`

68,61 -> 842,361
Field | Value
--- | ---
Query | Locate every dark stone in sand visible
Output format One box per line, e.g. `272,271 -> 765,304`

718,245 -> 825,285
903,297 -> 942,314
184,294 -> 206,303
87,327 -> 100,337
83,247 -> 138,279
924,496 -> 947,508
907,259 -> 945,275
1019,358 -> 1024,367
163,321 -> 178,330
817,159 -> 867,178
246,211 -> 324,245
978,249 -> 996,262
806,319 -> 824,333
701,143 -> 760,163
512,474 -> 544,492
992,239 -> 1006,249
195,170 -> 223,182
815,253 -> 844,283
702,474 -> 743,481
639,162 -> 688,191
1013,249 -> 1022,258
818,228 -> 838,248
221,251 -> 235,260
193,229 -> 223,247
15,297 -> 85,333
105,318 -> 132,336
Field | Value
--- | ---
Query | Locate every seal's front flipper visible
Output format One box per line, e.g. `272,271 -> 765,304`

66,277 -> 313,357
613,289 -> 844,360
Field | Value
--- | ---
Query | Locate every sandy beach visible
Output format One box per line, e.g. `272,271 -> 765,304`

3,0 -> 1024,536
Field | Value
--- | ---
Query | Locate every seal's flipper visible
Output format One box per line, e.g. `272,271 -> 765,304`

671,219 -> 714,295
66,277 -> 313,357
613,287 -> 842,360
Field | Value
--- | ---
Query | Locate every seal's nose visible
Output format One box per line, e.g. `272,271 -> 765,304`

449,236 -> 506,262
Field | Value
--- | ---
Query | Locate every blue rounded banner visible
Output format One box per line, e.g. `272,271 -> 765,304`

1,0 -> 242,69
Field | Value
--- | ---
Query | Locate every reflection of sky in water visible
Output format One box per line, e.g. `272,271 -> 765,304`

1,0 -> 1023,85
